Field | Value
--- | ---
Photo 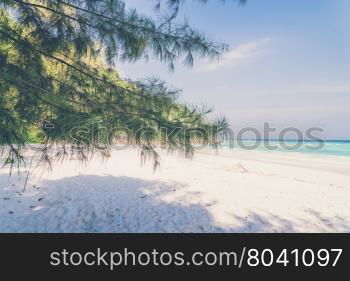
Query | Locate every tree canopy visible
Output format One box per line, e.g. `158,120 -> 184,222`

0,0 -> 245,170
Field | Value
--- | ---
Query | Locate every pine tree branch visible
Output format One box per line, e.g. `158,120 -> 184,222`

0,27 -> 154,101
10,0 -> 226,67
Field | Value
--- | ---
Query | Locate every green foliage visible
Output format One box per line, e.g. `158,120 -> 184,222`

0,0 -> 234,170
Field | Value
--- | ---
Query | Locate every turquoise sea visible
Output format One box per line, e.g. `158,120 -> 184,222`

221,140 -> 350,157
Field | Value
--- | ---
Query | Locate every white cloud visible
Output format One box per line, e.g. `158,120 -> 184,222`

296,84 -> 350,95
198,38 -> 271,72
248,82 -> 350,97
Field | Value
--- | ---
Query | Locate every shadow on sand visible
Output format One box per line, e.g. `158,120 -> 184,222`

0,174 -> 349,232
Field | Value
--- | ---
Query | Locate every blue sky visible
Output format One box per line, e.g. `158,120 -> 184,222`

120,0 -> 350,139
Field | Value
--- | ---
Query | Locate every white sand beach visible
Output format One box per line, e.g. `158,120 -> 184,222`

0,148 -> 349,232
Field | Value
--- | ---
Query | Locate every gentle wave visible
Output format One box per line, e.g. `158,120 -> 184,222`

219,140 -> 350,157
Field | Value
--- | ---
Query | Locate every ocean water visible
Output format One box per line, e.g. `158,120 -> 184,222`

220,140 -> 350,157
